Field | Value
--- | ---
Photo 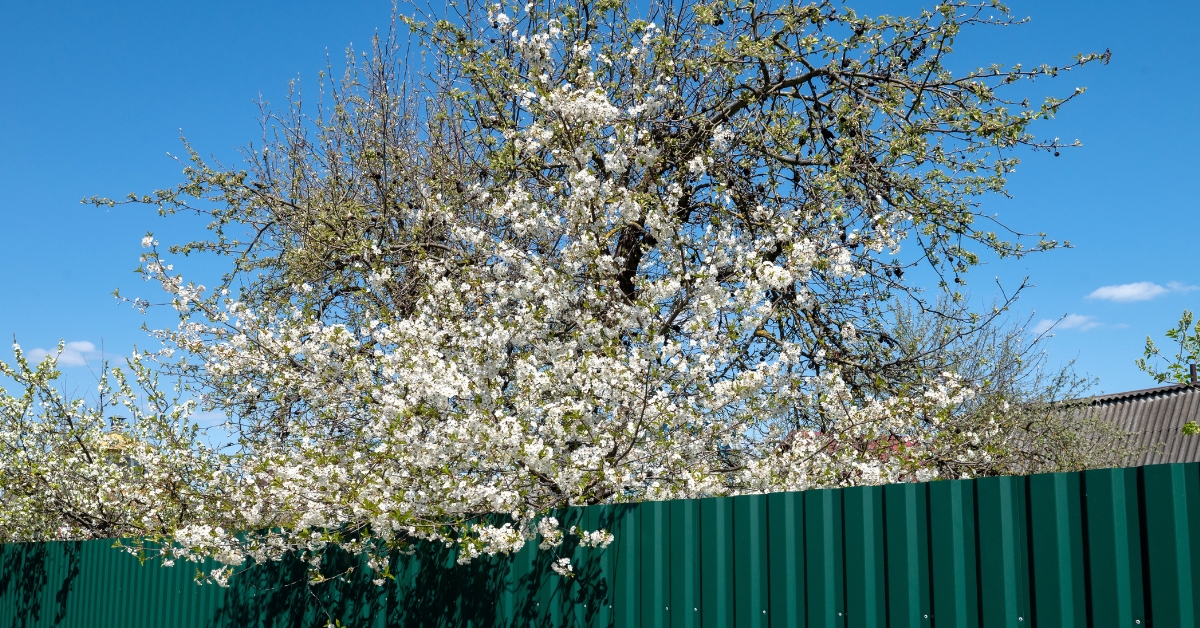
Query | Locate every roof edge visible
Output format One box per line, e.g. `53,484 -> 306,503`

1086,383 -> 1195,404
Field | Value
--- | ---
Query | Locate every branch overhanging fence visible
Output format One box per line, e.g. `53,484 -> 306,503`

2,463 -> 1198,627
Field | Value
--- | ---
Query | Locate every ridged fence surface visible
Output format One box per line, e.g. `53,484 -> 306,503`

2,463 -> 1198,627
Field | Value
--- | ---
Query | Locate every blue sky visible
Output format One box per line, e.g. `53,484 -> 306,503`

0,0 -> 1196,397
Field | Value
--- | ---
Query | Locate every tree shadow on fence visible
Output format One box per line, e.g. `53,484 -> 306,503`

302,545 -> 401,628
207,552 -> 308,628
573,504 -> 634,628
209,541 -> 399,628
203,538 -> 547,627
0,539 -> 81,627
382,505 -> 633,628
203,525 -> 618,628
53,541 -> 82,625
386,537 -> 514,628
0,541 -> 48,628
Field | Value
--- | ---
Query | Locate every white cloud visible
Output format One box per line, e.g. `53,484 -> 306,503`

1167,281 -> 1199,293
1033,314 -> 1099,335
1088,282 -> 1168,302
1087,281 -> 1198,303
28,341 -> 100,367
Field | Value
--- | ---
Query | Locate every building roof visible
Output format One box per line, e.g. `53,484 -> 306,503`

1086,383 -> 1200,465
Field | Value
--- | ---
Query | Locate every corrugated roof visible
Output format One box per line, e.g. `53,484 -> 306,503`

1086,383 -> 1200,465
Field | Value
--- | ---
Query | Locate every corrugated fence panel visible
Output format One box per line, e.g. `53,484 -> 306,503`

883,482 -> 929,628
614,500 -> 640,628
928,478 -> 978,628
639,500 -> 668,628
842,485 -> 885,628
1028,472 -> 1086,628
731,494 -> 769,628
1082,466 -> 1146,628
765,490 -> 804,628
668,498 -> 701,628
700,496 -> 735,628
804,487 -> 844,628
1142,463 -> 1200,627
976,474 -> 1031,627
6,463 -> 1200,627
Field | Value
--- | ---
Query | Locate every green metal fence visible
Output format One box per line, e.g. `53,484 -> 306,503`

2,463 -> 1198,627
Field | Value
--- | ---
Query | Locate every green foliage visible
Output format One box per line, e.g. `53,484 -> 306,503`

1137,310 -> 1200,385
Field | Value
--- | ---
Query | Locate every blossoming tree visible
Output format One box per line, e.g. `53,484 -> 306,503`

3,0 -> 1116,584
